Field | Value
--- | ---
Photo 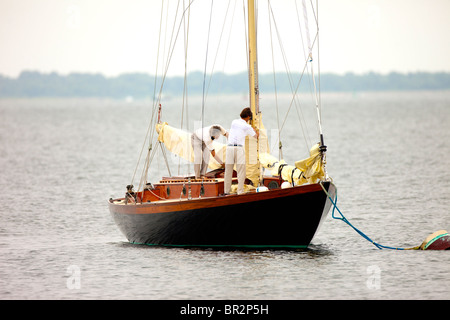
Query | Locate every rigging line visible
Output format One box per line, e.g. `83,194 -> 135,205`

153,0 -> 195,140
295,0 -> 317,146
132,0 -> 167,187
267,0 -> 282,159
269,5 -> 304,110
201,1 -> 214,123
205,0 -> 233,99
301,0 -> 312,55
137,146 -> 151,194
309,39 -> 322,137
299,0 -> 318,112
268,3 -> 311,151
207,0 -> 237,108
308,0 -> 319,29
133,0 -> 196,188
200,0 -> 215,162
139,109 -> 176,192
295,0 -> 309,69
316,0 -> 322,126
277,61 -> 313,156
295,0 -> 315,111
151,0 -> 183,147
154,0 -> 196,112
221,0 -> 238,72
302,0 -> 322,136
157,0 -> 183,106
144,0 -> 184,181
159,141 -> 172,177
179,0 -> 192,175
138,136 -> 163,194
294,0 -> 316,148
311,1 -> 322,130
162,1 -> 170,80
144,138 -> 172,190
152,0 -> 165,110
210,0 -> 239,111
181,0 -> 191,131
279,31 -> 318,133
243,0 -> 249,83
141,139 -> 172,192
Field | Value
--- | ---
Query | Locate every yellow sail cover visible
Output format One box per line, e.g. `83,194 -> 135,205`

245,113 -> 269,186
294,143 -> 325,184
155,122 -> 225,170
260,143 -> 325,185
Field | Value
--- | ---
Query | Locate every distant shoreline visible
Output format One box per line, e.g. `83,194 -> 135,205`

1,71 -> 449,98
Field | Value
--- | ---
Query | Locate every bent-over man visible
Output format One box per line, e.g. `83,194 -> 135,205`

191,124 -> 228,179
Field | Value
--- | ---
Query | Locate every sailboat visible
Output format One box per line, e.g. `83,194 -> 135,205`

109,0 -> 336,249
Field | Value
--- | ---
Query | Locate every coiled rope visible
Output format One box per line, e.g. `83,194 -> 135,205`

320,182 -> 416,250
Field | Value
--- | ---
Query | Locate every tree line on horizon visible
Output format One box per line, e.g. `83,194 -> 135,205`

0,70 -> 449,98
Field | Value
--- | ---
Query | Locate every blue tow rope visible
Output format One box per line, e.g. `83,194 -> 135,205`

322,183 -> 406,250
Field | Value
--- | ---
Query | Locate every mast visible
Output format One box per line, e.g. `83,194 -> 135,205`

248,0 -> 259,119
245,0 -> 262,187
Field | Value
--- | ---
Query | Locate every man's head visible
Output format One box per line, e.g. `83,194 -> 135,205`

240,107 -> 253,121
210,125 -> 222,140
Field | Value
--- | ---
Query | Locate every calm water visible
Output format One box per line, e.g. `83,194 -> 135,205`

0,91 -> 449,300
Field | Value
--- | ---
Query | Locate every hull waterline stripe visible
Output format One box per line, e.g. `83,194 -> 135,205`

130,242 -> 309,249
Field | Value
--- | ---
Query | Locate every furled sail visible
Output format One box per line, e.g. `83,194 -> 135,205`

259,143 -> 325,185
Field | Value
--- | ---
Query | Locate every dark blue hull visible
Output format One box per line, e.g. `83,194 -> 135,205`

109,182 -> 335,249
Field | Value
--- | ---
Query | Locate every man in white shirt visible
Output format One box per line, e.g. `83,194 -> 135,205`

224,107 -> 259,195
191,124 -> 228,179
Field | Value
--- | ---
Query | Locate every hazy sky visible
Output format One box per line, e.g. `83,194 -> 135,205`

1,0 -> 449,78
